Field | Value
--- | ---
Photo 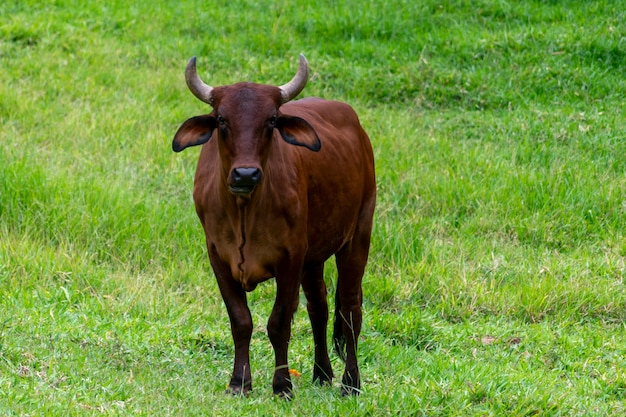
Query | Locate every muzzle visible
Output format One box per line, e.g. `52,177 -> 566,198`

229,167 -> 262,195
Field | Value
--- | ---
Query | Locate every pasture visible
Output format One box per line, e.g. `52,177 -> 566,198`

1,0 -> 625,415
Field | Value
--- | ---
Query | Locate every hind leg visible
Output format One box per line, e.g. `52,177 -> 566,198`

334,235 -> 370,396
334,193 -> 374,396
301,262 -> 334,385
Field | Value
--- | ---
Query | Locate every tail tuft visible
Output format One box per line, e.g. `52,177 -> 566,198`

333,319 -> 346,362
333,294 -> 346,362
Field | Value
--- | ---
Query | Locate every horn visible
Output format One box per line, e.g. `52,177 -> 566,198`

185,56 -> 214,105
279,54 -> 309,104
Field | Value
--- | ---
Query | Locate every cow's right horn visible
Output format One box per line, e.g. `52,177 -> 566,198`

279,54 -> 309,104
185,57 -> 214,105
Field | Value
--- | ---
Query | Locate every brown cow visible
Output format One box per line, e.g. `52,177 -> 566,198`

172,55 -> 375,398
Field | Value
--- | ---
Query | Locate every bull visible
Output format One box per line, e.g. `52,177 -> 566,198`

172,54 -> 375,397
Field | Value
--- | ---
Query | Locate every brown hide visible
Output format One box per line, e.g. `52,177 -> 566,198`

173,57 -> 375,398
194,97 -> 374,291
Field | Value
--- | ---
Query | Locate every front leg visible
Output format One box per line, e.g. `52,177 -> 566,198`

301,262 -> 333,386
209,246 -> 253,395
226,296 -> 253,396
267,258 -> 303,398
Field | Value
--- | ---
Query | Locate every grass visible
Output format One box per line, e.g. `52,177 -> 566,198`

1,0 -> 626,415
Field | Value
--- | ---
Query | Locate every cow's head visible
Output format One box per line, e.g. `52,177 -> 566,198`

172,55 -> 321,196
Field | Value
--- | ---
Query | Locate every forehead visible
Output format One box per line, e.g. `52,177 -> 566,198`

213,83 -> 282,115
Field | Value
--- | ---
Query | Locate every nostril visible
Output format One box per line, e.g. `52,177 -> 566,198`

232,167 -> 262,186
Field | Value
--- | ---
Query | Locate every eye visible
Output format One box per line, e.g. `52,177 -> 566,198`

268,115 -> 277,127
217,115 -> 226,127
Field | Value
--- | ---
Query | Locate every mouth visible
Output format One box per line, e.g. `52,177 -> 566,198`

229,185 -> 256,195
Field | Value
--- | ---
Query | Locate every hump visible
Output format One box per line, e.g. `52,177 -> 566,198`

281,98 -> 360,126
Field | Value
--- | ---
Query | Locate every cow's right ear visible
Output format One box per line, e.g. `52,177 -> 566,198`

172,115 -> 216,152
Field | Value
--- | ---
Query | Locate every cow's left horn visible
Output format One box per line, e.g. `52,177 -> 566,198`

185,56 -> 214,105
279,54 -> 309,104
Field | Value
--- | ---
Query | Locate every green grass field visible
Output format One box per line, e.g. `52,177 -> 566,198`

2,0 -> 626,415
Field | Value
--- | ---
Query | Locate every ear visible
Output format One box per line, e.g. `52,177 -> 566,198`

275,116 -> 321,152
172,115 -> 216,152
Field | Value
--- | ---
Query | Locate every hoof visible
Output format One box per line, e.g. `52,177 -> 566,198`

312,362 -> 334,386
340,385 -> 361,396
273,377 -> 294,400
340,371 -> 361,396
274,389 -> 295,401
314,376 -> 333,387
225,383 -> 251,397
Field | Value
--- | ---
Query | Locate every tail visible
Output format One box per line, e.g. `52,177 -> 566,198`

333,290 -> 347,362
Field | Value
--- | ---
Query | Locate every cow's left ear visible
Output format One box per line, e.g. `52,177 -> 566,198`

172,115 -> 216,152
275,116 -> 321,152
